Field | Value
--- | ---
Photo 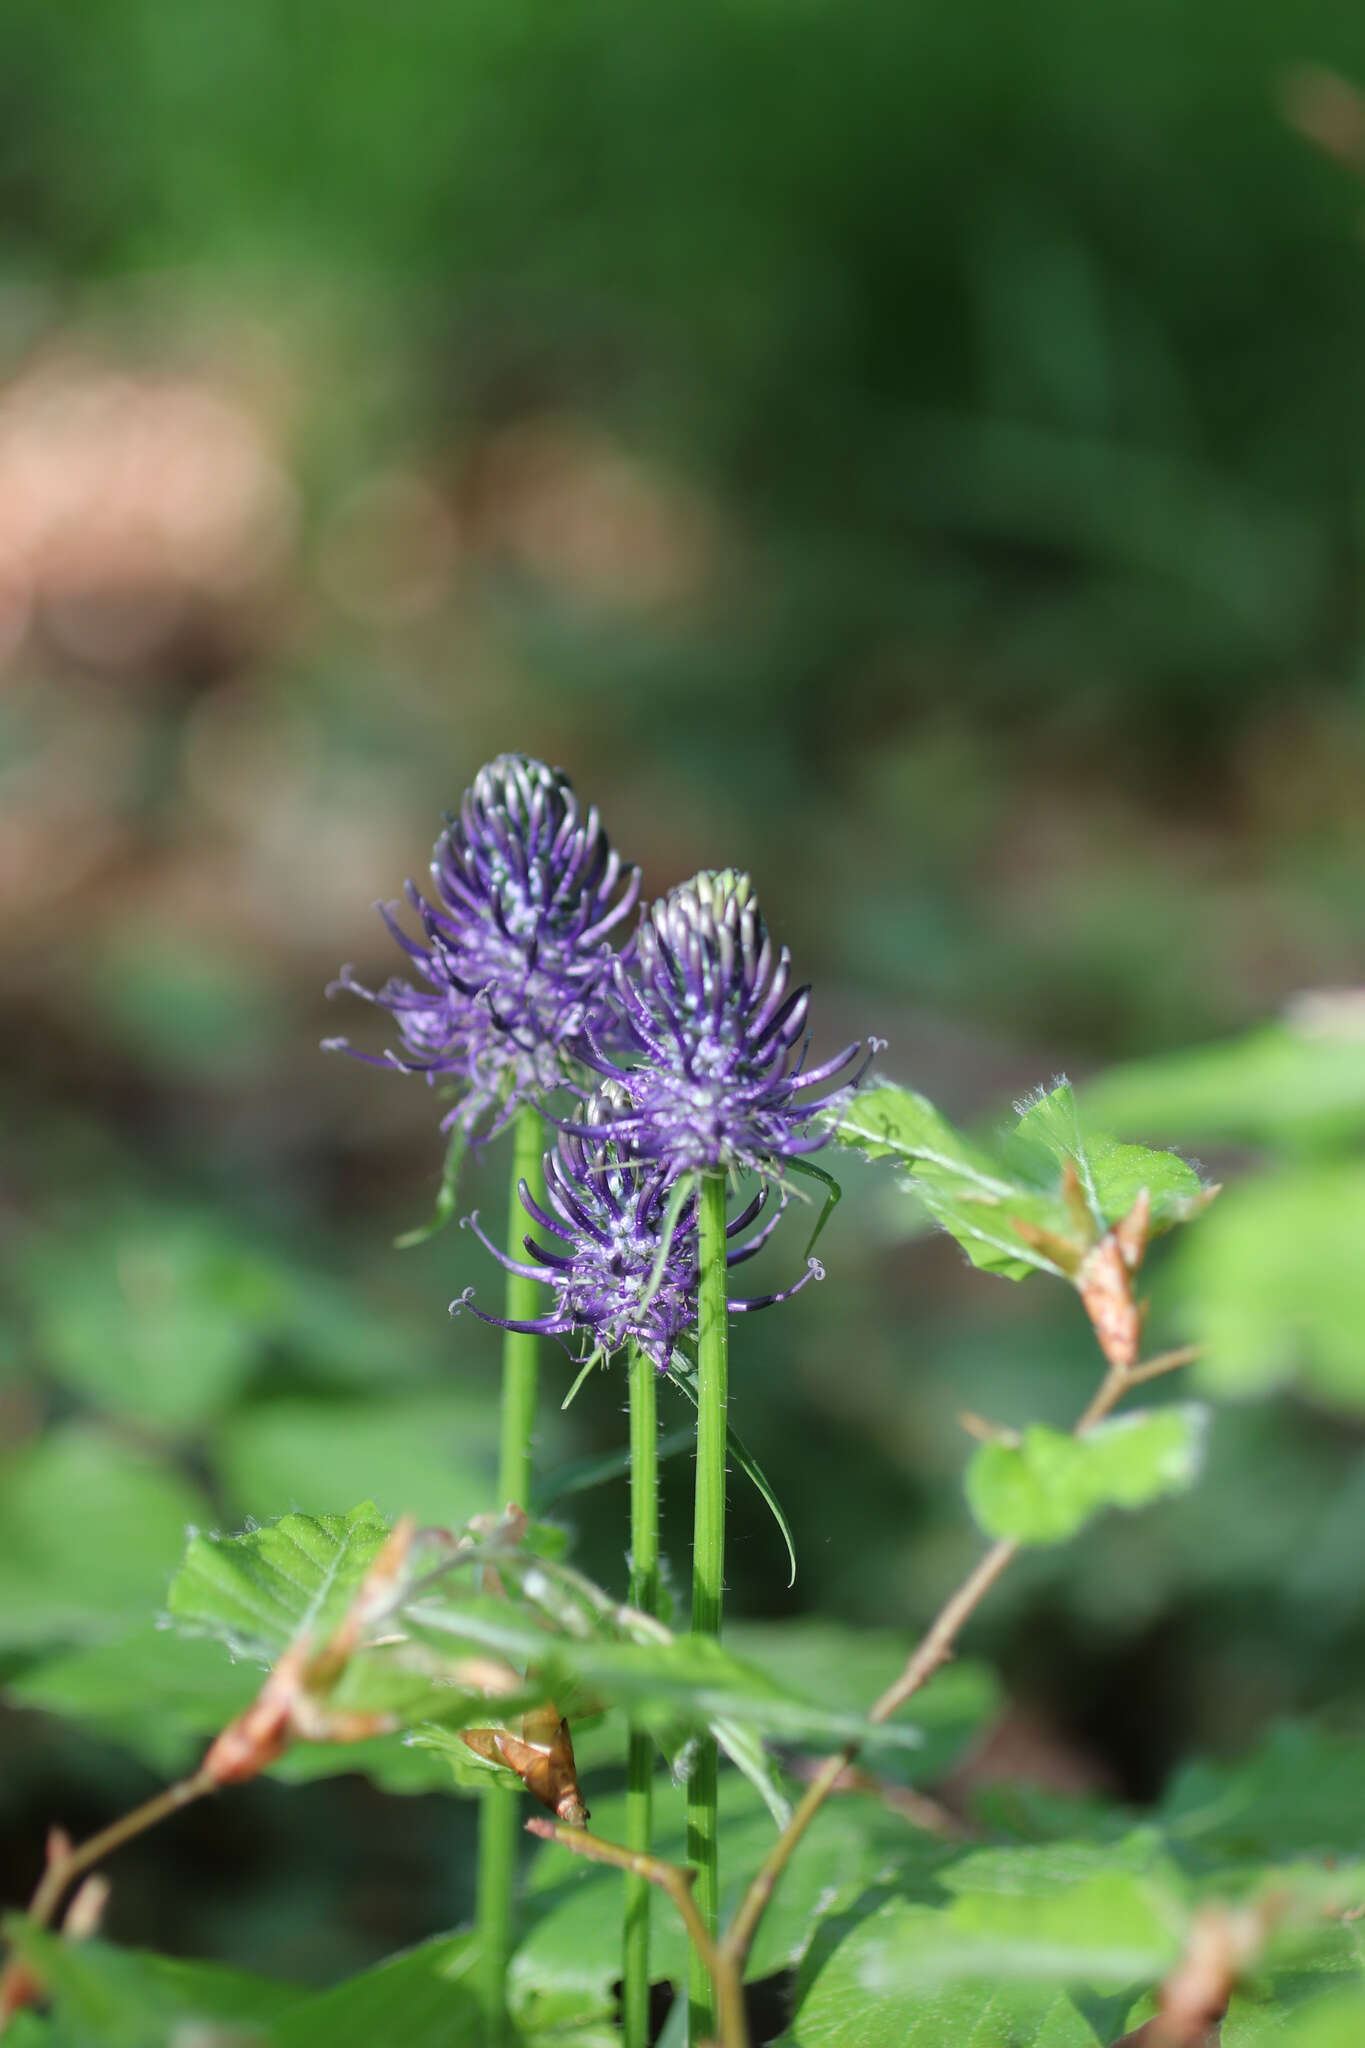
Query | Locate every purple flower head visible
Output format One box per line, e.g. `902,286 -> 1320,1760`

583,869 -> 867,1175
326,754 -> 639,1136
455,1085 -> 823,1372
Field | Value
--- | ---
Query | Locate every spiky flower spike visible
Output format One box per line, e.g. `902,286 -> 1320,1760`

585,869 -> 866,1174
456,1088 -> 822,1372
326,755 -> 639,1136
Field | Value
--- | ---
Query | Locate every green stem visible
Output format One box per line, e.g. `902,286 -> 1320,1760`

688,1170 -> 730,2045
623,1343 -> 661,2048
476,1102 -> 546,2047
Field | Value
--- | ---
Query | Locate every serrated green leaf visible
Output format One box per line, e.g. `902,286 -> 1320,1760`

167,1501 -> 393,1661
1225,1982 -> 1365,2047
1008,1081 -> 1207,1234
966,1407 -> 1208,1545
835,1084 -> 1017,1189
161,1506 -> 920,1772
1,1921 -> 301,2048
0,1427 -> 205,1655
836,1080 -> 1208,1284
408,1591 -> 924,1753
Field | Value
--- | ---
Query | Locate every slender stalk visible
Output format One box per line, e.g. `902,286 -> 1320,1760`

25,1770 -> 217,1932
477,1103 -> 546,2048
688,1170 -> 730,2045
624,1343 -> 662,2048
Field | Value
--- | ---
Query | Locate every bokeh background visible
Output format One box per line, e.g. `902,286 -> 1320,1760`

7,0 -> 1365,1994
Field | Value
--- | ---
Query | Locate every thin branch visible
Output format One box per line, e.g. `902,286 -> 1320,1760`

1126,1344 -> 1201,1388
721,1339 -> 1201,1976
720,1537 -> 1017,1968
24,1769 -> 217,1932
526,1818 -> 749,2048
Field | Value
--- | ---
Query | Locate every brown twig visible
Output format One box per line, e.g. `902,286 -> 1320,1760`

0,1770 -> 218,2038
525,1816 -> 750,2048
720,1339 -> 1202,1978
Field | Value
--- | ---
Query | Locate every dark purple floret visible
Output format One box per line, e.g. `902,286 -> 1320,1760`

580,869 -> 867,1175
455,1092 -> 823,1372
325,754 -> 639,1136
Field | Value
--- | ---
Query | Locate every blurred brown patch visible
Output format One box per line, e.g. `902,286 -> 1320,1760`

466,415 -> 718,612
0,352 -> 296,674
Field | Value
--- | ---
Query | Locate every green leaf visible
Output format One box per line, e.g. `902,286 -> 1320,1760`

784,1155 -> 843,1259
162,1505 -> 919,1778
1007,1081 -> 1208,1235
1160,1723 -> 1365,1865
836,1080 -> 1208,1282
393,1119 -> 471,1248
269,1932 -> 482,2048
712,1715 -> 793,1827
0,1426 -> 205,1654
1226,1983 -> 1365,2046
6,1631 -> 257,1773
408,1593 -> 924,1754
835,1083 -> 1011,1180
1172,1162 -> 1365,1410
167,1501 -> 393,1661
21,1210 -> 290,1430
6,1629 -> 462,1793
778,1880 -> 1169,2046
1083,1021 -> 1365,1151
966,1408 -> 1208,1546
0,1921 -> 301,2048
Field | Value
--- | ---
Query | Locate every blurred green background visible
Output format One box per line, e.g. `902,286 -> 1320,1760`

7,0 -> 1365,1994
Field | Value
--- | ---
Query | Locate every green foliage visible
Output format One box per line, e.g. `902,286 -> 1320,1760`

1176,1162 -> 1365,1409
1,1921 -> 301,2048
1083,1024 -> 1365,1153
776,1883 -> 1165,2045
966,1407 -> 1208,1545
836,1079 -> 1208,1278
168,1502 -> 394,1662
0,1427 -> 204,1655
515,1775 -> 937,2019
164,1504 -> 924,1764
214,1391 -> 499,1529
1230,1986 -> 1365,2047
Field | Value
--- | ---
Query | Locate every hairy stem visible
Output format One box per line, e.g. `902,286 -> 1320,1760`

623,1342 -> 662,2048
721,1341 -> 1199,1976
476,1102 -> 546,2048
688,1169 -> 730,2044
